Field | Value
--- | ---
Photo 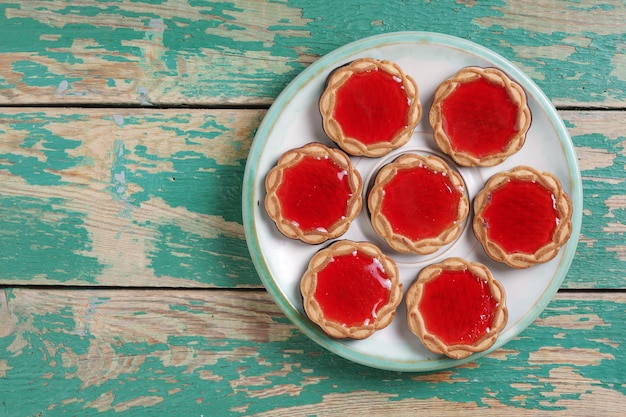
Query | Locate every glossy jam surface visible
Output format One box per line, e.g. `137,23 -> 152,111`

277,155 -> 352,232
420,270 -> 497,345
442,77 -> 519,157
334,68 -> 409,145
315,251 -> 391,327
482,179 -> 558,254
381,166 -> 461,240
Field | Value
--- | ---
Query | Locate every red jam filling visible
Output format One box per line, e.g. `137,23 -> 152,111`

381,166 -> 462,241
482,179 -> 558,254
315,251 -> 391,327
419,269 -> 497,345
333,68 -> 410,145
276,155 -> 352,232
441,77 -> 519,157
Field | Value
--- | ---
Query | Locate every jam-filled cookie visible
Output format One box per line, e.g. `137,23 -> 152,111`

429,66 -> 531,167
473,166 -> 573,268
368,153 -> 469,254
320,58 -> 421,157
300,240 -> 402,339
265,143 -> 362,244
406,257 -> 508,359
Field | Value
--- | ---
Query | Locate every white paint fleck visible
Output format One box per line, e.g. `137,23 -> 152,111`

115,171 -> 126,184
113,114 -> 125,127
137,86 -> 151,105
56,80 -> 69,94
149,18 -> 166,31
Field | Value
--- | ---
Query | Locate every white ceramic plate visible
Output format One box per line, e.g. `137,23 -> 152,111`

243,32 -> 582,372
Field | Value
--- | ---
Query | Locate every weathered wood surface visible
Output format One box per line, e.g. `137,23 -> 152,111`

0,289 -> 624,416
1,109 -> 624,288
0,0 -> 625,107
1,108 -> 260,288
0,0 -> 625,416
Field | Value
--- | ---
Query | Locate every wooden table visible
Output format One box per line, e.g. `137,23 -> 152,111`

1,1 -> 624,415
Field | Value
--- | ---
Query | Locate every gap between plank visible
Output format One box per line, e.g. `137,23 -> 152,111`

0,285 -> 623,293
1,103 -> 626,112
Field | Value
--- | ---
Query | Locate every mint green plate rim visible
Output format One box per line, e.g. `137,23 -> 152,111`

242,31 -> 583,372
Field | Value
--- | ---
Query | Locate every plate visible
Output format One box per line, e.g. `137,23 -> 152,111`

242,32 -> 582,372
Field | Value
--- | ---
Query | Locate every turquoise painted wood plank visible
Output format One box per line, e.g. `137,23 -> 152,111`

0,0 -> 624,107
0,289 -> 623,415
565,110 -> 626,289
1,109 -> 624,288
0,109 -> 261,287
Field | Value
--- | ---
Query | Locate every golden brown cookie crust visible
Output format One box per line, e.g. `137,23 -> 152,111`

265,143 -> 362,244
319,58 -> 422,157
368,153 -> 469,254
300,240 -> 402,339
429,66 -> 531,167
406,257 -> 508,359
473,165 -> 573,269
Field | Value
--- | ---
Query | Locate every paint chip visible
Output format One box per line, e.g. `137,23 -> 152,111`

56,80 -> 69,94
137,86 -> 151,105
114,171 -> 126,184
149,18 -> 166,30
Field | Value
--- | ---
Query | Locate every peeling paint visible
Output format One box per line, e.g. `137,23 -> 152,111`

0,290 -> 624,415
0,1 -> 625,416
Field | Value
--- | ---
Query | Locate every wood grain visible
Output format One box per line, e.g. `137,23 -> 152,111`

1,109 -> 624,288
0,0 -> 624,107
1,1 -> 624,415
0,288 -> 623,416
1,108 -> 261,287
